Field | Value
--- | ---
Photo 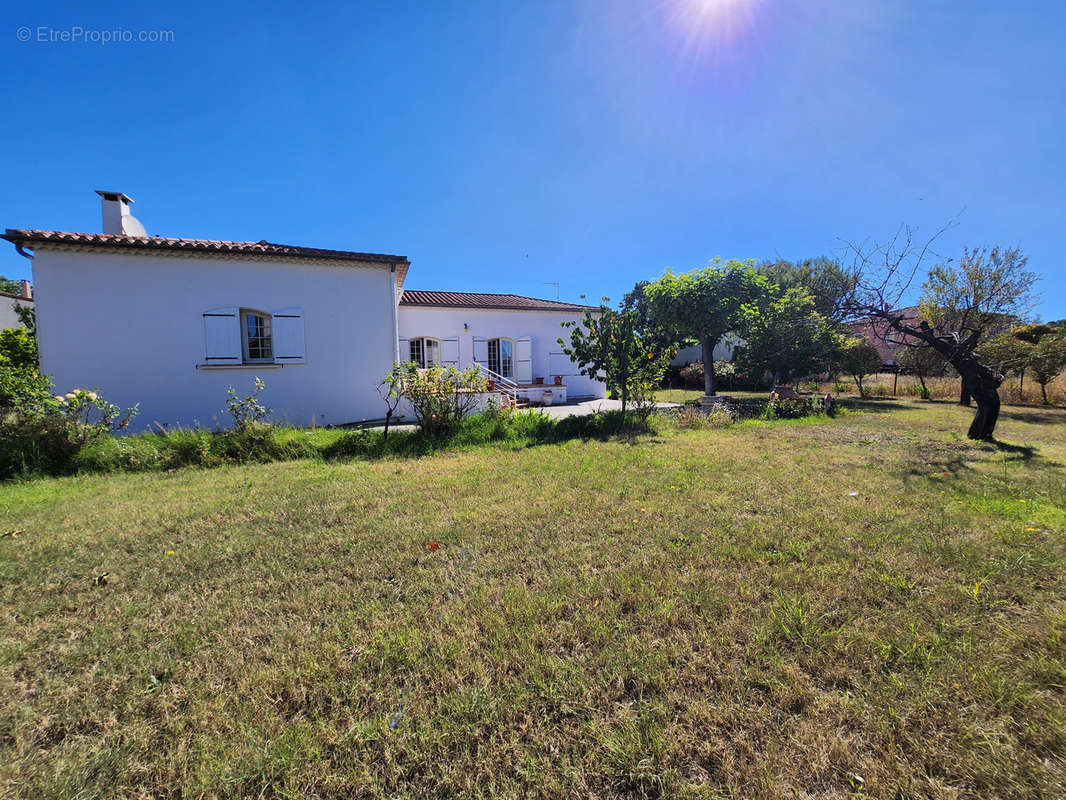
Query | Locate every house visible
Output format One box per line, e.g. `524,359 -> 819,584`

847,307 -> 920,368
1,191 -> 604,429
0,280 -> 32,330
399,291 -> 605,403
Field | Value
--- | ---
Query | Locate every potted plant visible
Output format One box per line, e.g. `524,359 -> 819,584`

553,375 -> 563,386
542,389 -> 554,406
534,376 -> 545,385
487,378 -> 496,391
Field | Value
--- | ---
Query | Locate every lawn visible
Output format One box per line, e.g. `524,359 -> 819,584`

1,401 -> 1064,798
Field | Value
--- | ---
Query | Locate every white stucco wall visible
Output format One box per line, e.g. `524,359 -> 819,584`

397,306 -> 607,399
31,247 -> 399,430
0,294 -> 30,330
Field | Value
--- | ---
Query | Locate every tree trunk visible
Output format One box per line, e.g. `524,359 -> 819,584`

963,371 -> 1000,440
917,373 -> 928,397
959,381 -> 971,406
1019,368 -> 1025,402
702,336 -> 716,397
1040,382 -> 1048,405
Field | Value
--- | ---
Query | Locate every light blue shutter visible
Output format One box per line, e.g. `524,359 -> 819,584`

441,337 -> 460,367
398,337 -> 410,364
272,307 -> 305,363
515,336 -> 532,383
472,337 -> 488,368
203,307 -> 241,364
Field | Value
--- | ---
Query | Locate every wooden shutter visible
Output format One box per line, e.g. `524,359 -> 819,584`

441,337 -> 460,367
272,307 -> 305,363
472,337 -> 488,368
549,351 -> 573,376
398,337 -> 410,364
515,336 -> 533,383
203,307 -> 241,364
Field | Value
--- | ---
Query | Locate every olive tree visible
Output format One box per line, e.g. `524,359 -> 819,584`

844,231 -> 1038,440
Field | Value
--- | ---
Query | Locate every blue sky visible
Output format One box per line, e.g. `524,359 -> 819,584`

2,0 -> 1063,318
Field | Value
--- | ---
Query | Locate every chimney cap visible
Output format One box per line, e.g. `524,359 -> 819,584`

94,190 -> 134,204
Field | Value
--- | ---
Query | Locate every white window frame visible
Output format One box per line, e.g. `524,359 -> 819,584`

488,337 -> 515,378
240,308 -> 274,364
410,336 -> 442,369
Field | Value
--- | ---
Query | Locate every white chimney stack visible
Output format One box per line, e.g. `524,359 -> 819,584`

95,190 -> 147,236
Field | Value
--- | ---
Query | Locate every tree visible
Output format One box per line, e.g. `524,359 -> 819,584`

378,363 -> 408,441
757,257 -> 858,323
895,344 -> 948,399
559,298 -> 675,420
836,337 -> 883,396
734,287 -> 837,385
978,330 -> 1035,401
641,259 -> 769,397
0,276 -> 23,296
1029,333 -> 1066,405
920,247 -> 1034,407
844,231 -> 1039,440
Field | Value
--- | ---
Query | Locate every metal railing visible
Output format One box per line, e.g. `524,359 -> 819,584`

474,363 -> 522,407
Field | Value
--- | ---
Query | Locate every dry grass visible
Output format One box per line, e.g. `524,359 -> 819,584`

1,400 -> 1064,798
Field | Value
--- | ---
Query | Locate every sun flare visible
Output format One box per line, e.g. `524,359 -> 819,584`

667,0 -> 762,56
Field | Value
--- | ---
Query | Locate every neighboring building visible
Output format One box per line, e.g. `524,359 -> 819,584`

2,191 -> 604,429
0,280 -> 33,330
846,307 -> 921,367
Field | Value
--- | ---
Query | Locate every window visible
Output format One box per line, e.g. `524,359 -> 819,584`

203,307 -> 304,367
409,337 -> 441,368
487,337 -> 514,378
241,309 -> 273,362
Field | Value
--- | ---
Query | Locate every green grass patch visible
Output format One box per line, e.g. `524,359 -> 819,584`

1,400 -> 1064,797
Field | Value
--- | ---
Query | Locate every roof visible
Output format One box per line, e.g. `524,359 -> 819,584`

400,290 -> 597,312
2,229 -> 409,267
847,307 -> 921,365
0,291 -> 33,302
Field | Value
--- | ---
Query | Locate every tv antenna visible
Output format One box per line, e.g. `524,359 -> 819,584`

544,282 -> 560,300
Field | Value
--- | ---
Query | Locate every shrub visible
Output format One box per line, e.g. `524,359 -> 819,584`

678,361 -> 704,389
763,395 -> 823,420
0,388 -> 138,479
390,362 -> 488,437
224,377 -> 271,431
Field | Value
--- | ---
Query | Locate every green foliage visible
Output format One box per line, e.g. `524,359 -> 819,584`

223,377 -> 271,431
757,257 -> 857,322
735,287 -> 837,383
1029,333 -> 1066,404
389,361 -> 488,437
642,259 -> 769,394
896,345 -> 949,400
763,395 -> 825,420
836,337 -> 883,396
0,388 -> 139,479
0,275 -> 23,295
920,246 -> 1037,345
559,299 -> 675,419
0,326 -> 37,370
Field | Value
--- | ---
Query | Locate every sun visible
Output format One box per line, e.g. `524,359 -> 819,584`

666,0 -> 763,56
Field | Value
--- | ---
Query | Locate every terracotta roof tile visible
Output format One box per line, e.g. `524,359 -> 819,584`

2,229 -> 408,266
400,290 -> 596,312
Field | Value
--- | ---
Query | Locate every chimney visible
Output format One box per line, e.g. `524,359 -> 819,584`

19,280 -> 31,300
95,190 -> 147,236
